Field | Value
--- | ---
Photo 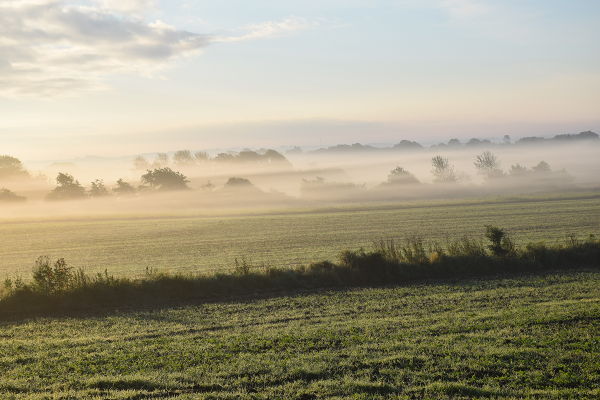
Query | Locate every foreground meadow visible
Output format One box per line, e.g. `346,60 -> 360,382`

0,271 -> 598,399
1,192 -> 599,277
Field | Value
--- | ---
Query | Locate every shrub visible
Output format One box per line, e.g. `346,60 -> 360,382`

32,256 -> 74,294
485,225 -> 516,257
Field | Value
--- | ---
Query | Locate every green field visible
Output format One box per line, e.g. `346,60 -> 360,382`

1,193 -> 600,278
0,271 -> 598,399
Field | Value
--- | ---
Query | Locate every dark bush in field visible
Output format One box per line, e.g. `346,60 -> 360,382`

1,227 -> 598,318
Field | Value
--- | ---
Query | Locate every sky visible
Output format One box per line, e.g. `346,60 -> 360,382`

1,0 -> 599,160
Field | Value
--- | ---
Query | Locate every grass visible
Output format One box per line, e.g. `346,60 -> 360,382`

0,271 -> 598,399
1,192 -> 599,277
1,226 -> 598,318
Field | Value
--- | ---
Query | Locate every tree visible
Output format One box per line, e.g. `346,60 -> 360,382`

113,179 -> 136,195
0,155 -> 29,179
503,134 -> 511,144
431,156 -> 457,183
47,173 -> 86,200
532,161 -> 551,173
89,179 -> 110,197
152,153 -> 169,168
225,177 -> 253,187
194,151 -> 209,162
474,151 -> 503,179
173,150 -> 194,166
387,167 -> 419,184
0,188 -> 26,202
133,156 -> 150,170
509,164 -> 528,176
141,168 -> 189,191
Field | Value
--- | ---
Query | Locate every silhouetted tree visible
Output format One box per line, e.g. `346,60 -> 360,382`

532,161 -> 551,173
387,167 -> 419,184
89,179 -> 110,197
141,168 -> 189,191
133,156 -> 150,170
509,164 -> 528,176
47,173 -> 86,201
173,150 -> 194,166
0,188 -> 26,202
474,151 -> 503,179
0,155 -> 29,179
194,151 -> 209,162
431,156 -> 457,183
113,179 -> 136,195
152,153 -> 169,168
225,177 -> 253,187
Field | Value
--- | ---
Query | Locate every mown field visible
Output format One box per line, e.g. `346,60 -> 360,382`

0,271 -> 597,399
1,193 -> 599,278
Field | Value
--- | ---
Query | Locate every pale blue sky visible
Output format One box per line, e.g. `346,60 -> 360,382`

1,0 -> 599,159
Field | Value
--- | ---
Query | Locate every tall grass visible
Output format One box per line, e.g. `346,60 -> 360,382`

1,227 -> 598,319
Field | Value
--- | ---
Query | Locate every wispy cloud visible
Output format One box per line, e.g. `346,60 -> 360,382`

211,17 -> 318,43
0,1 -> 316,97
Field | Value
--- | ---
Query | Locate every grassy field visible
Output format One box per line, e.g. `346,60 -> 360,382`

1,193 -> 599,278
0,271 -> 598,399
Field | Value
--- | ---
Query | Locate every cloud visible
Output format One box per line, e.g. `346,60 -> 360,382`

93,0 -> 156,14
0,1 -> 315,97
211,17 -> 318,43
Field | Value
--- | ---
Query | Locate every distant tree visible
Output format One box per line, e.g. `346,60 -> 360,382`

431,156 -> 457,183
387,167 -> 419,184
133,156 -> 150,170
0,155 -> 29,179
393,140 -> 423,150
141,168 -> 189,191
503,135 -> 511,144
194,151 -> 209,162
89,179 -> 110,197
213,153 -> 235,162
152,153 -> 169,168
474,151 -> 503,179
532,161 -> 551,173
113,179 -> 136,195
448,138 -> 461,147
509,164 -> 528,176
225,177 -> 253,187
47,173 -> 86,201
0,188 -> 26,202
173,150 -> 194,166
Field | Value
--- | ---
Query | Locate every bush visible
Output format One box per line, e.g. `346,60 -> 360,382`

32,256 -> 74,294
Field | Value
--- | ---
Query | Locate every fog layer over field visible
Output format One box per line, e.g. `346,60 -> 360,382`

1,139 -> 599,220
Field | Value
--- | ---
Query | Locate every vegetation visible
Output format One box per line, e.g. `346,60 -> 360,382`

0,155 -> 29,180
1,226 -> 598,318
474,151 -> 503,179
386,167 -> 419,185
89,179 -> 110,197
112,178 -> 136,195
0,271 -> 597,399
1,194 -> 598,278
431,155 -> 457,183
46,172 -> 86,200
0,188 -> 26,202
141,167 -> 189,191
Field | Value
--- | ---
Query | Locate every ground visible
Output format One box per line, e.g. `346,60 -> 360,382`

1,271 -> 598,399
1,193 -> 599,277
